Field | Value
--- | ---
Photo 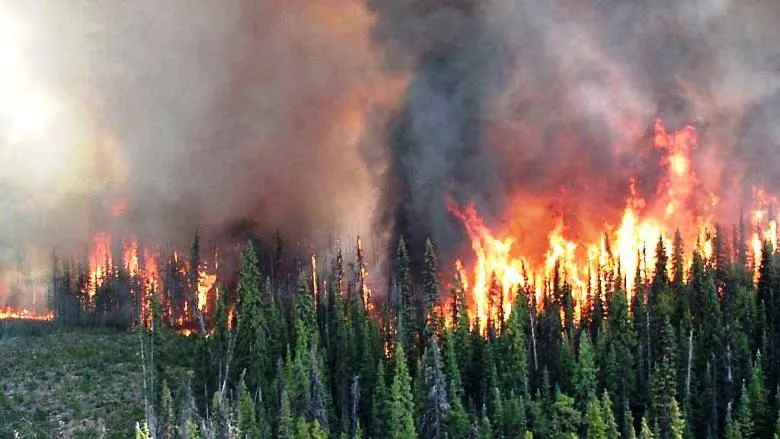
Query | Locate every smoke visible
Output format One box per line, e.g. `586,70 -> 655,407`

0,0 -> 402,280
368,0 -> 780,266
2,0 -> 780,302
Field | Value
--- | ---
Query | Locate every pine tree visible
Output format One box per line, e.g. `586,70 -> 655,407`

504,390 -> 527,438
372,360 -> 389,437
135,422 -> 153,439
237,378 -> 259,438
650,317 -> 677,439
421,335 -> 450,439
748,351 -> 769,437
503,291 -> 529,396
396,238 -> 415,362
310,420 -> 328,439
423,238 -> 442,338
308,345 -> 329,432
668,398 -> 685,439
724,403 -> 742,439
478,410 -> 493,439
445,395 -> 470,439
626,408 -> 637,439
279,388 -> 295,439
389,342 -> 417,439
575,332 -> 597,409
586,396 -> 607,439
295,417 -> 311,438
600,391 -> 619,439
232,242 -> 269,393
550,388 -> 580,438
158,379 -> 174,439
737,382 -> 752,438
639,416 -> 654,439
450,265 -> 472,386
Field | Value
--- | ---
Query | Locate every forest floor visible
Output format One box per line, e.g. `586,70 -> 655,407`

0,325 -> 146,438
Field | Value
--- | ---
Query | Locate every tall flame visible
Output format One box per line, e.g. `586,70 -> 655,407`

449,119 -> 777,330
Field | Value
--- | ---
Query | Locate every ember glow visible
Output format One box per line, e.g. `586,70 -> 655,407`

448,119 -> 779,330
0,307 -> 53,321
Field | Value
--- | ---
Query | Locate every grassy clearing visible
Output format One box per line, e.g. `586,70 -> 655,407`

0,327 -> 146,438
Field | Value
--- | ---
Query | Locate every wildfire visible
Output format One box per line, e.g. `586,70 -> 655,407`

0,307 -> 53,321
449,119 -> 778,330
198,268 -> 217,311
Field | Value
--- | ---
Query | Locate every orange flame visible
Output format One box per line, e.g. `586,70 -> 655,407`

0,307 -> 53,321
450,119 -> 777,330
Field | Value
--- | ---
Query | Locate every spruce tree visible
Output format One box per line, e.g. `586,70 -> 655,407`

503,291 -> 529,396
158,379 -> 174,439
279,388 -> 295,439
396,238 -> 415,362
574,332 -> 597,409
423,238 -> 442,338
668,398 -> 685,439
549,388 -> 580,438
372,360 -> 389,437
232,242 -> 269,393
748,352 -> 769,437
639,416 -> 654,439
737,382 -> 752,438
237,378 -> 259,438
389,342 -> 417,439
420,335 -> 450,439
724,403 -> 742,439
586,396 -> 607,439
600,391 -> 619,439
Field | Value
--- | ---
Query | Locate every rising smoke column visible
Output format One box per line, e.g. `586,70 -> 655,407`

367,0 -> 509,268
369,0 -> 780,269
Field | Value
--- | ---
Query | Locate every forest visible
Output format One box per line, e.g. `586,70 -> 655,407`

41,226 -> 780,439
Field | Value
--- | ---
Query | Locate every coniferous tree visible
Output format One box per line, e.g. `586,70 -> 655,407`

575,332 -> 597,410
668,398 -> 685,439
396,238 -> 415,362
232,242 -> 269,394
158,379 -> 174,439
389,342 -> 417,439
423,239 -> 442,338
748,351 -> 769,438
421,335 -> 450,439
639,416 -> 654,439
279,388 -> 295,439
450,266 -> 472,385
737,382 -> 752,438
372,360 -> 389,438
503,290 -> 529,396
586,396 -> 607,439
605,286 -> 635,433
724,403 -> 742,439
600,391 -> 619,439
237,378 -> 259,438
504,390 -> 527,438
550,388 -> 581,438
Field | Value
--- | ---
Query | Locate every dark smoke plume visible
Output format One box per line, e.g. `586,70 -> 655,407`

368,0 -> 780,266
367,0 -> 509,267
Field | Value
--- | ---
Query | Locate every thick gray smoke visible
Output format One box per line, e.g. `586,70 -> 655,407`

0,0 -> 400,304
368,0 -> 780,265
366,0 -> 509,266
0,1 -> 397,261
